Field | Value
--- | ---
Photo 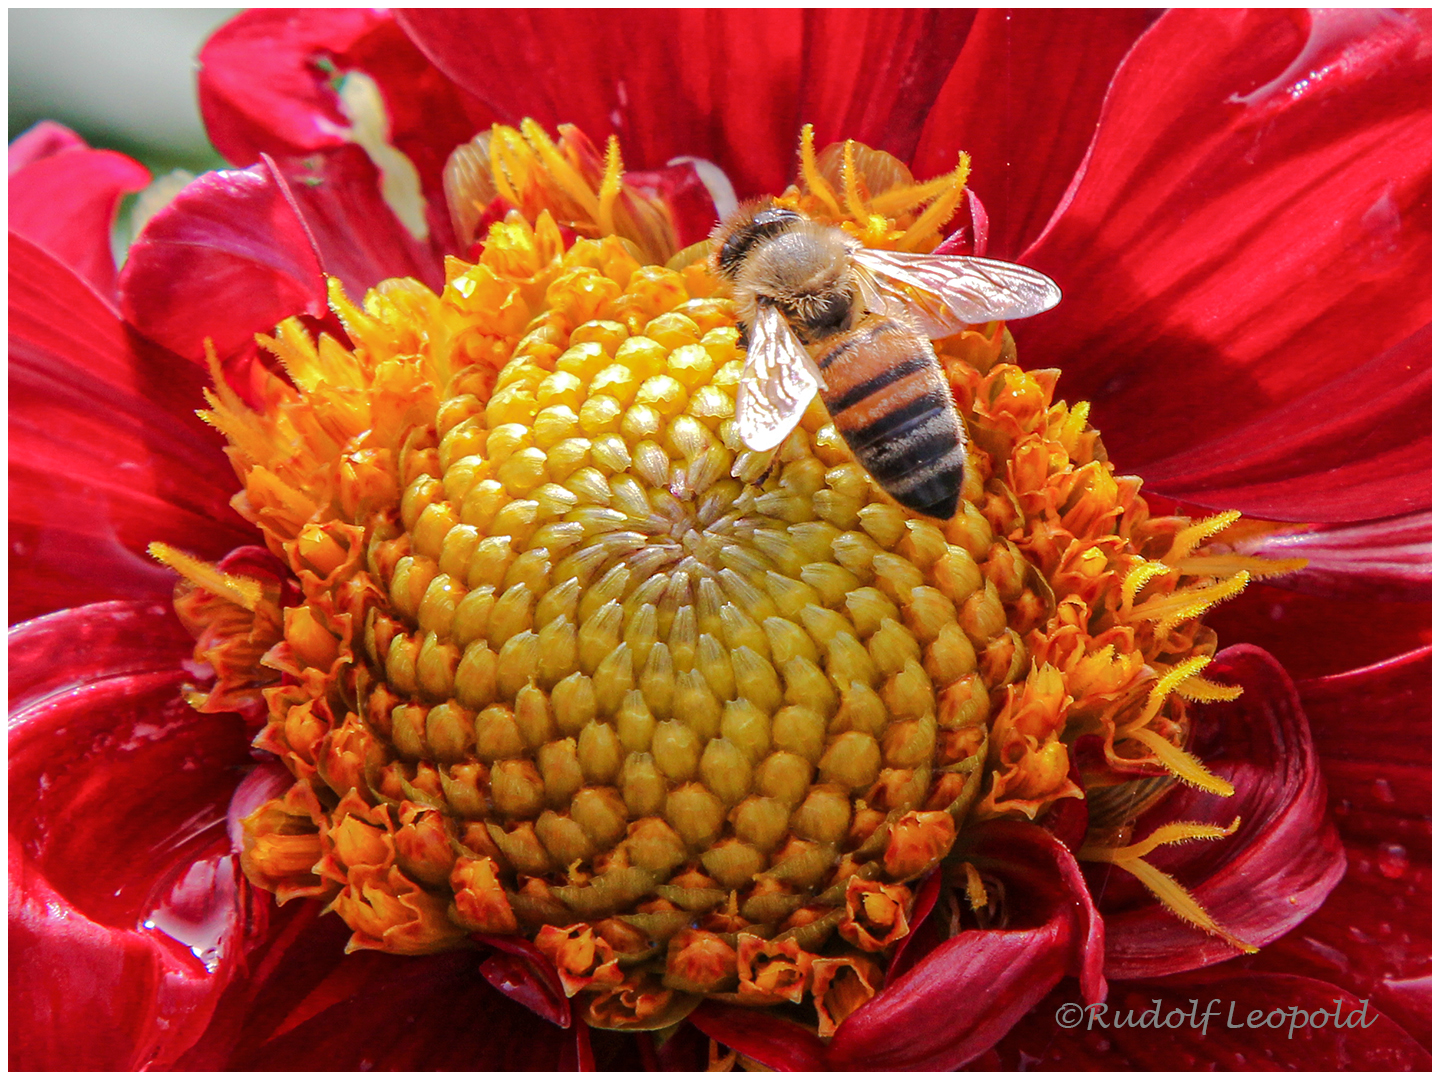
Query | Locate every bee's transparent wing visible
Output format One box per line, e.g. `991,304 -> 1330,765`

735,303 -> 821,452
853,249 -> 1061,338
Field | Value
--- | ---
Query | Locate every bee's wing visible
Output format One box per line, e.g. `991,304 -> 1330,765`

734,303 -> 821,453
852,248 -> 1061,338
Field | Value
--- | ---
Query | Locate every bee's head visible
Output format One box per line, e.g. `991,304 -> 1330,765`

710,199 -> 804,281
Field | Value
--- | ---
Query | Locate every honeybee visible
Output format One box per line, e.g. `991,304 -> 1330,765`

711,200 -> 1061,520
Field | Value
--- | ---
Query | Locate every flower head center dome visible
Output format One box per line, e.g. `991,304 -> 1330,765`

160,123 -> 1297,1033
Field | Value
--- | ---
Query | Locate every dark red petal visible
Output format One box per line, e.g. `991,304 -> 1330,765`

1097,645 -> 1346,978
227,945 -> 574,1069
1251,648 -> 1433,1041
474,932 -> 571,1027
688,1001 -> 828,1071
397,10 -> 808,200
828,821 -> 1104,1070
1206,582 -> 1430,681
1141,325 -> 1431,522
1300,647 -> 1430,842
9,132 -> 150,298
9,236 -> 255,623
797,10 -> 976,166
9,601 -> 253,1069
1019,10 -> 1431,509
117,162 -> 328,364
975,972 -> 1429,1069
625,161 -> 724,251
1234,511 -> 1430,603
269,146 -> 445,294
8,119 -> 86,172
912,9 -> 1157,258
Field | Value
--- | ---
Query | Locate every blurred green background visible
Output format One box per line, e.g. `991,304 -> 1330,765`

9,9 -> 237,173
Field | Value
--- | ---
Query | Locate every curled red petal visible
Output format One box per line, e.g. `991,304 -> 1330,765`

9,601 -> 253,1069
688,1001 -> 828,1071
828,821 -> 1104,1070
9,839 -> 245,1070
199,8 -> 480,251
1019,10 -> 1431,499
977,971 -> 1429,1069
913,9 -> 1157,258
8,128 -> 150,298
117,162 -> 328,363
1097,645 -> 1346,978
9,235 -> 254,623
1250,647 -> 1432,1042
1235,510 -> 1431,603
199,10 -> 440,164
8,119 -> 87,172
474,932 -> 572,1027
9,602 -> 251,927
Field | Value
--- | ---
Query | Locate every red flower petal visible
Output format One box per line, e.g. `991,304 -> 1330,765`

225,943 -> 578,1069
689,1001 -> 828,1071
269,146 -> 446,294
474,932 -> 572,1027
827,821 -> 1104,1070
117,161 -> 328,363
9,601 -> 253,1069
1019,10 -> 1431,512
8,119 -> 87,171
1206,583 -> 1430,682
795,10 -> 977,167
9,235 -> 254,623
1235,510 -> 1430,603
1249,648 -> 1433,1041
1141,325 -> 1431,522
8,124 -> 150,299
976,971 -> 1430,1069
1097,645 -> 1346,978
912,9 -> 1157,258
199,9 -> 481,258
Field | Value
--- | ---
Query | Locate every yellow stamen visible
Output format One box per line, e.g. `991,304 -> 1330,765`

1175,553 -> 1309,580
798,123 -> 843,218
1097,854 -> 1257,954
1080,817 -> 1240,862
148,542 -> 262,611
1121,560 -> 1170,609
1124,727 -> 1235,797
1129,571 -> 1250,634
960,860 -> 989,913
895,153 -> 970,250
1163,509 -> 1242,564
520,118 -> 602,219
841,140 -> 868,222
596,135 -> 625,238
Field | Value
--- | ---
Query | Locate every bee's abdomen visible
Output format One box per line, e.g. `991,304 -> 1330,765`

818,317 -> 965,520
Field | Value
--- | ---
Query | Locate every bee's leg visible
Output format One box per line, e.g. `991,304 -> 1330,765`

736,320 -> 750,350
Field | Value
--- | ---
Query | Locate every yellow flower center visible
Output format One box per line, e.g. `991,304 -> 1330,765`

154,122 -> 1301,1033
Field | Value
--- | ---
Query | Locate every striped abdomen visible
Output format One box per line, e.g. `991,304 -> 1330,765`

817,315 -> 965,520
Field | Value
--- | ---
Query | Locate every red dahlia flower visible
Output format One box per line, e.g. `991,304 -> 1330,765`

9,9 -> 1430,1071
